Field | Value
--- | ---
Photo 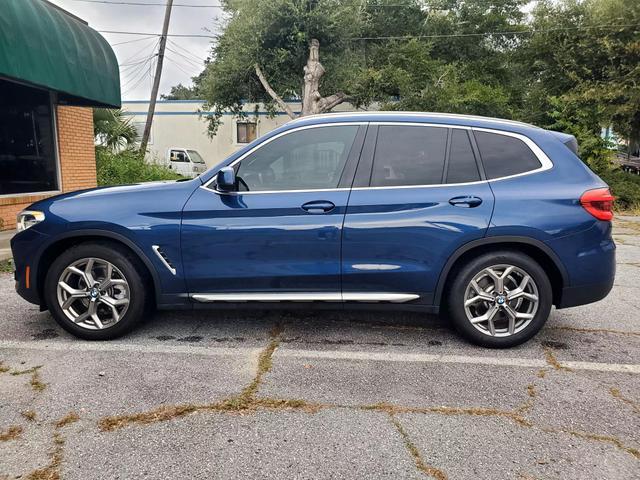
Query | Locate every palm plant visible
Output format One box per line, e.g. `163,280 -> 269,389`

93,109 -> 138,152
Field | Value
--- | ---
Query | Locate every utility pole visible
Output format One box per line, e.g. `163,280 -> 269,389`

139,0 -> 173,155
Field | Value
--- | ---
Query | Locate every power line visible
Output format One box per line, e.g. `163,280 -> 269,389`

165,55 -> 196,76
99,29 -> 215,38
65,0 -> 222,7
351,24 -> 639,40
98,23 -> 636,41
167,38 -> 207,64
65,0 -> 438,8
111,35 -> 158,46
165,46 -> 204,67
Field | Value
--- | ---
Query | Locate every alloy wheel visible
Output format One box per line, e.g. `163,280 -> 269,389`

463,264 -> 539,337
56,257 -> 130,330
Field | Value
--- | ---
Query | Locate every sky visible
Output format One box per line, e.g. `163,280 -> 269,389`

47,0 -> 223,100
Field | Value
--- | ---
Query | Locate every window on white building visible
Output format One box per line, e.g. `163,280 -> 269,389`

237,122 -> 257,144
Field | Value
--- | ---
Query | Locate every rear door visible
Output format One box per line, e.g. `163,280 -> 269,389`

341,124 -> 495,305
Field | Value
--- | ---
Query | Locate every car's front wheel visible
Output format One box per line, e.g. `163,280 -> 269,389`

447,250 -> 552,348
44,242 -> 149,340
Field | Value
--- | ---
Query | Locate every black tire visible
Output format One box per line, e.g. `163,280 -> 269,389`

44,241 -> 149,340
446,250 -> 552,348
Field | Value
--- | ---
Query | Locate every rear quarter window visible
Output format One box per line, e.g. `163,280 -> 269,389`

371,125 -> 447,187
474,131 -> 541,179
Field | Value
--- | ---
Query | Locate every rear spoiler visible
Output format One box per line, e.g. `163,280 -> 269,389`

549,130 -> 578,155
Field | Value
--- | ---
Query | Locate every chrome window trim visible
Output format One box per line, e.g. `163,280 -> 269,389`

285,111 -> 540,130
202,122 -> 367,195
191,292 -> 419,303
200,121 -> 553,195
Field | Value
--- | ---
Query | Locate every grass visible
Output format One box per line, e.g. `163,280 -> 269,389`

0,259 -> 13,273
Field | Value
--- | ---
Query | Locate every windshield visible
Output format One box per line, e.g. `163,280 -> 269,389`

187,150 -> 205,164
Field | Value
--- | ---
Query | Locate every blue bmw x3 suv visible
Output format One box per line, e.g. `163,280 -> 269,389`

11,112 -> 616,347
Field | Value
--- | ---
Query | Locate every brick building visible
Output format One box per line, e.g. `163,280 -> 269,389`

0,0 -> 120,230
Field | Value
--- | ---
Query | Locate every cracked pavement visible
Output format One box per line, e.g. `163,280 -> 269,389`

1,218 -> 639,479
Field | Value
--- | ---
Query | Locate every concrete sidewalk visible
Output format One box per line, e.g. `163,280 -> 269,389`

0,230 -> 13,261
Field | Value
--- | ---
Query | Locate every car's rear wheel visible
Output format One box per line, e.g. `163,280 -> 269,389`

447,250 -> 552,348
44,242 -> 148,340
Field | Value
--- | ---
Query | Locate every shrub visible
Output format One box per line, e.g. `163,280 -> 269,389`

598,168 -> 640,211
96,147 -> 183,186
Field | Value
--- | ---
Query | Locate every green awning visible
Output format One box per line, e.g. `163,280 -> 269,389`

0,0 -> 121,108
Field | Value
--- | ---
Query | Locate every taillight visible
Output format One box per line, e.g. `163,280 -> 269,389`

580,187 -> 614,221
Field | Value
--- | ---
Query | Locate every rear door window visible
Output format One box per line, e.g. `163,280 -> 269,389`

371,125 -> 447,187
446,129 -> 480,184
474,131 -> 541,179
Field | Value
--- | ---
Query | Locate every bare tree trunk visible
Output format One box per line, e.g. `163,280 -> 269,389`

254,64 -> 297,119
255,39 -> 348,118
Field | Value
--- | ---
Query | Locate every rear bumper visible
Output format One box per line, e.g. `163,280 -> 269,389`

557,277 -> 615,308
547,221 -> 616,309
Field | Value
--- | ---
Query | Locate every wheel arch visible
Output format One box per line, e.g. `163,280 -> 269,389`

434,236 -> 568,308
36,230 -> 160,309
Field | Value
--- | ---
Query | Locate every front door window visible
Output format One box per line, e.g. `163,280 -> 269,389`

232,125 -> 359,192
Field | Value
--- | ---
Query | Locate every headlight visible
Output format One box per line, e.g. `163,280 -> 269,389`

16,210 -> 45,232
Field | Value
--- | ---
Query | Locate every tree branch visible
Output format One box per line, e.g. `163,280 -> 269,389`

254,64 -> 297,119
319,92 -> 349,113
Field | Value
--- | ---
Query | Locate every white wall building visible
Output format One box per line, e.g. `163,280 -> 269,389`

122,100 -> 358,168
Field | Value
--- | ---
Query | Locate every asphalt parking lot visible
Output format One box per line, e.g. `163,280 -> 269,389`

1,219 -> 639,479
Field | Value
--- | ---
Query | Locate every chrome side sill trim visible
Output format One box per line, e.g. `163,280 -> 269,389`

190,292 -> 419,303
152,245 -> 177,275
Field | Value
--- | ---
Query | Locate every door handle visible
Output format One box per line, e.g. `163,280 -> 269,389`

301,200 -> 335,214
449,196 -> 483,208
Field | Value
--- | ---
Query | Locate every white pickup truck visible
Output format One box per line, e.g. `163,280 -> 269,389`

167,148 -> 207,178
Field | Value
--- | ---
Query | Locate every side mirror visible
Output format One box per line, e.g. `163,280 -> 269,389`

216,166 -> 236,192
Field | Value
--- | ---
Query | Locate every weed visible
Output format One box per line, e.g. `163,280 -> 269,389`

361,402 -> 532,428
0,425 -> 23,442
609,388 -> 640,414
549,326 -> 640,337
54,412 -> 79,429
0,259 -> 13,274
543,348 -> 572,372
390,415 -> 447,480
21,410 -> 37,421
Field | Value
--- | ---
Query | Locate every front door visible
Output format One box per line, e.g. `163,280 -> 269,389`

181,124 -> 366,299
342,124 -> 495,305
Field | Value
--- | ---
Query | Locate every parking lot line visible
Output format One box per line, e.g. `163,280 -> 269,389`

277,349 -> 640,374
0,339 -> 259,358
1,340 -> 638,374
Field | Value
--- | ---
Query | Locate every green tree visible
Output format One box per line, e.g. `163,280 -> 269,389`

161,83 -> 201,100
197,0 -> 531,134
93,108 -> 138,152
519,0 -> 639,160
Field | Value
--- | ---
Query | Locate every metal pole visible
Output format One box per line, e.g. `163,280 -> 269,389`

139,0 -> 173,155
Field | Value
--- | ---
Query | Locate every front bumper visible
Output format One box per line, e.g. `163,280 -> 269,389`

11,227 -> 49,306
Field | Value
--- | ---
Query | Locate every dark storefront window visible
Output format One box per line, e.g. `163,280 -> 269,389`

0,80 -> 58,195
